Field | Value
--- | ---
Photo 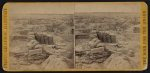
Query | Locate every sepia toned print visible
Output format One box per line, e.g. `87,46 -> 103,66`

2,2 -> 148,71
9,14 -> 74,71
74,12 -> 140,69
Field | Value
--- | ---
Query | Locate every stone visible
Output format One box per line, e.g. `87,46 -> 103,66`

87,47 -> 111,63
27,40 -> 39,50
28,49 -> 43,56
34,44 -> 43,49
90,47 -> 105,54
88,38 -> 100,48
43,45 -> 56,55
27,50 -> 49,64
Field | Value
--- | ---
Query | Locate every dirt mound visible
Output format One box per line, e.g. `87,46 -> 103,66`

76,45 -> 112,65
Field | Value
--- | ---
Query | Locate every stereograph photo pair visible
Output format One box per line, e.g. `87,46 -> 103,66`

2,2 -> 148,71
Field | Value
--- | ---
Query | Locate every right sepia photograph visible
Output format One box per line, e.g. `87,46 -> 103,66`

74,3 -> 143,70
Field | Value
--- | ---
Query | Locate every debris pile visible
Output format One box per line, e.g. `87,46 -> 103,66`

75,37 -> 112,65
27,40 -> 49,64
25,33 -> 72,69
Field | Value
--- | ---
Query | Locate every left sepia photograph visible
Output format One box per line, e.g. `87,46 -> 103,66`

7,3 -> 75,71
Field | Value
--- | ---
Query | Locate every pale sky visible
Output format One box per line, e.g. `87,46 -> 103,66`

6,2 -> 142,15
8,3 -> 75,14
75,2 -> 141,13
